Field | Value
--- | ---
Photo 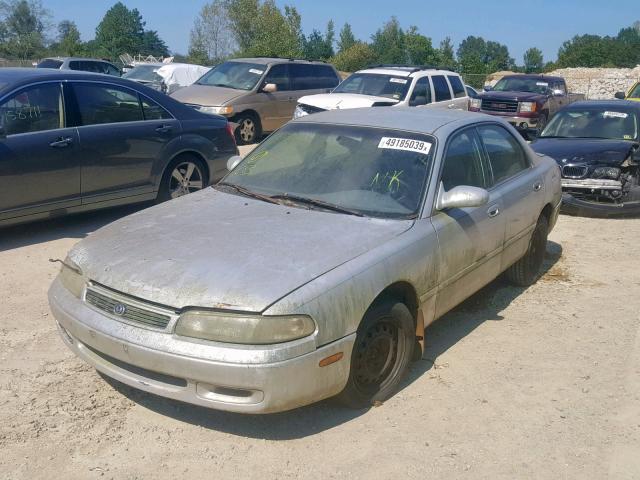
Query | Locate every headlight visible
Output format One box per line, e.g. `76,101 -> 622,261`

469,98 -> 481,110
592,167 -> 621,179
199,106 -> 234,115
175,310 -> 316,344
293,104 -> 309,119
519,101 -> 537,113
58,258 -> 85,299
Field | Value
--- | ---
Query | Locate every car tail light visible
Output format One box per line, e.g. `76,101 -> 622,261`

225,122 -> 236,146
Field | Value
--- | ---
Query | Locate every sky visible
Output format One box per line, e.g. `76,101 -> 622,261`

43,0 -> 639,63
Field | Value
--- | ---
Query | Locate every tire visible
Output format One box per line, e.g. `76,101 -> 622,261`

156,155 -> 207,203
337,300 -> 415,409
233,113 -> 261,145
505,214 -> 549,286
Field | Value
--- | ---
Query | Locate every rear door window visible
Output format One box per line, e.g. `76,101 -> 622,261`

141,96 -> 172,120
263,64 -> 291,91
478,124 -> 529,185
447,75 -> 467,98
0,83 -> 64,135
72,83 -> 144,126
409,77 -> 432,106
431,75 -> 452,102
290,64 -> 316,90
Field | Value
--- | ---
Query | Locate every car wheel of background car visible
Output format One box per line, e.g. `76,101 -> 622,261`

337,300 -> 415,409
234,113 -> 261,145
156,155 -> 207,203
505,214 -> 549,287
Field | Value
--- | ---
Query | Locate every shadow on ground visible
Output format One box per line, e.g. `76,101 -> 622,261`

104,241 -> 563,440
0,204 -> 149,251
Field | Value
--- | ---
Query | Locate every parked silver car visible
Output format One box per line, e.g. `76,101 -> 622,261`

49,108 -> 561,413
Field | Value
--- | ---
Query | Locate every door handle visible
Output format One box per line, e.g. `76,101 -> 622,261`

49,137 -> 73,148
447,103 -> 456,109
487,205 -> 500,218
533,182 -> 542,192
155,124 -> 172,134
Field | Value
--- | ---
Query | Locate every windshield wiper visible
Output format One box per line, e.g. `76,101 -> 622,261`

217,182 -> 280,204
269,193 -> 364,217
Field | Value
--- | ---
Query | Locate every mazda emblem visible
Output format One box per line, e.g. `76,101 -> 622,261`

113,303 -> 127,316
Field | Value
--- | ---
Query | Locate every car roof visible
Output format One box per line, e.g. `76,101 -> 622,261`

564,99 -> 640,111
501,73 -> 564,82
42,57 -> 115,63
226,57 -> 330,66
294,107 -> 497,134
357,67 -> 458,77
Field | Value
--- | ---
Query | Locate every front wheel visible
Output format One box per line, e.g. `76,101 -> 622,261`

337,300 -> 415,409
505,214 -> 549,286
156,156 -> 206,203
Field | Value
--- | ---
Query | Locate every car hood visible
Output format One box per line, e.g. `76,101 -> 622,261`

298,93 -> 399,111
170,84 -> 246,106
69,189 -> 413,312
530,138 -> 635,166
480,90 -> 544,102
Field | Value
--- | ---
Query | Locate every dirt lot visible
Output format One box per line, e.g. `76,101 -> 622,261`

1,194 -> 639,479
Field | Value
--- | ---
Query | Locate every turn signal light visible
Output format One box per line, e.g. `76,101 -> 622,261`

319,352 -> 344,367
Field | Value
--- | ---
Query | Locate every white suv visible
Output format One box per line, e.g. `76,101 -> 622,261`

294,65 -> 469,118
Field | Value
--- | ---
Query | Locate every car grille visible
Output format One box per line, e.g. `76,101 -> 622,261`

562,166 -> 589,179
481,99 -> 519,113
85,287 -> 173,330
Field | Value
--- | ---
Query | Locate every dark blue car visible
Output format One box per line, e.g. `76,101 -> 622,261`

0,68 -> 238,227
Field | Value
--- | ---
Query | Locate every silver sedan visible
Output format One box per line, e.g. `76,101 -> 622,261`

49,107 -> 562,413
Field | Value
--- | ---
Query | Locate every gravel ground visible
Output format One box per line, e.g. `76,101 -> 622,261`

1,186 -> 639,479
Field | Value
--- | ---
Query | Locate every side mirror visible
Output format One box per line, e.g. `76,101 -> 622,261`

226,155 -> 242,171
551,89 -> 564,97
614,91 -> 626,100
483,85 -> 493,92
262,83 -> 277,93
436,184 -> 490,211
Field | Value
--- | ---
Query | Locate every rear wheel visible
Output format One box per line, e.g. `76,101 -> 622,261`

156,155 -> 206,203
505,214 -> 549,286
337,300 -> 415,409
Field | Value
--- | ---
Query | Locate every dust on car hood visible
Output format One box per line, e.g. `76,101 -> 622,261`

69,189 -> 413,312
170,83 -> 246,106
298,93 -> 399,111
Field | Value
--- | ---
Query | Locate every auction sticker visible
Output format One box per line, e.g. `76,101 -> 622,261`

603,111 -> 628,119
378,137 -> 432,154
389,78 -> 408,84
249,69 -> 264,75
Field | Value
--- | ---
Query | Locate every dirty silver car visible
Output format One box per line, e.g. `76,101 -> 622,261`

49,108 -> 561,413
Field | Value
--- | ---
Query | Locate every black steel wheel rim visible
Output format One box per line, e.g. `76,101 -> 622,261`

352,320 -> 401,394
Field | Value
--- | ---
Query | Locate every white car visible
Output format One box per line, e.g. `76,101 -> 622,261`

295,65 -> 469,118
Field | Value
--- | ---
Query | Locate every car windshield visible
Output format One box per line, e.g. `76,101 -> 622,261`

123,65 -> 163,82
493,77 -> 550,94
36,59 -> 63,69
196,61 -> 265,90
540,108 -> 639,141
629,83 -> 640,98
333,73 -> 410,101
220,123 -> 435,218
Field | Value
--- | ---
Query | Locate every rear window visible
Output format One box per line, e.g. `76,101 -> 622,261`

447,75 -> 466,98
290,64 -> 340,90
431,75 -> 452,102
36,59 -> 63,69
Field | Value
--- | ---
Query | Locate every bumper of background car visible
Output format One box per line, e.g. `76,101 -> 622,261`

560,193 -> 640,218
48,279 -> 355,414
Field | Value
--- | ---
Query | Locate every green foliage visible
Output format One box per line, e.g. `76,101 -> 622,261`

337,22 -> 355,53
556,34 -> 619,68
330,41 -> 375,72
404,26 -> 438,66
0,0 -> 50,59
94,2 -> 145,60
141,30 -> 169,57
302,21 -> 334,61
189,0 -> 234,64
370,17 -> 406,64
437,36 -> 456,69
52,20 -> 83,56
523,47 -> 543,73
457,35 -> 514,74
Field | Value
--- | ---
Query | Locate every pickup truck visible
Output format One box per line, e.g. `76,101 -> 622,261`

469,74 -> 584,137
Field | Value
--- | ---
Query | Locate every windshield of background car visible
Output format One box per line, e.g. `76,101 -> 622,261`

540,108 -> 639,141
36,59 -> 63,69
196,61 -> 265,90
332,74 -> 410,101
493,77 -> 550,94
123,65 -> 162,82
629,83 -> 640,98
221,123 -> 435,218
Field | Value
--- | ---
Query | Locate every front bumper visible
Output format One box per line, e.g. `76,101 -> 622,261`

561,193 -> 640,218
48,279 -> 355,413
477,111 -> 538,130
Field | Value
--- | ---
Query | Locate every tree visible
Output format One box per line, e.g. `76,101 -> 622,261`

189,0 -> 235,64
141,30 -> 169,57
523,47 -> 543,73
457,35 -> 514,74
94,2 -> 145,60
337,22 -> 355,53
556,34 -> 619,68
437,36 -> 456,69
0,0 -> 51,59
55,20 -> 82,56
370,17 -> 406,64
302,21 -> 334,61
330,41 -> 375,72
404,26 -> 438,66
